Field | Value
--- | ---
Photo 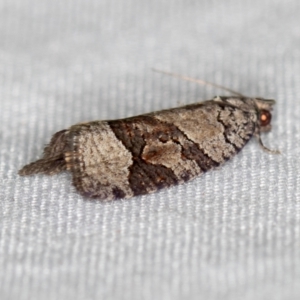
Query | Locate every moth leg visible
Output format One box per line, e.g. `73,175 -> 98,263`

256,133 -> 280,154
19,130 -> 69,176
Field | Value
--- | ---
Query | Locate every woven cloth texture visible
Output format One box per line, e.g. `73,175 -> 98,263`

1,0 -> 300,299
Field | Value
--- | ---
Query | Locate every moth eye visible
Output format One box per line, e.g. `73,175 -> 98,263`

260,110 -> 272,126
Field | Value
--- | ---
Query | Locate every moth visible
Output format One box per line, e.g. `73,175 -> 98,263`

19,71 -> 278,200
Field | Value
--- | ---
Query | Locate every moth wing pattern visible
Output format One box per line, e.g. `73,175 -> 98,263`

18,97 -> 272,200
63,99 -> 257,199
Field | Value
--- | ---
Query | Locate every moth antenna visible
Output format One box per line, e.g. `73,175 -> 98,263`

256,134 -> 280,154
152,68 -> 245,98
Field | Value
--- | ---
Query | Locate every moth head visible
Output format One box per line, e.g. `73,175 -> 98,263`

254,98 -> 275,132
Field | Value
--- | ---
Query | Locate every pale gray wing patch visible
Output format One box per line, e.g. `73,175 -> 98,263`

154,105 -> 237,163
69,122 -> 134,200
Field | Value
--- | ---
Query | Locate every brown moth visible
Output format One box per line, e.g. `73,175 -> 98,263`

19,72 -> 278,200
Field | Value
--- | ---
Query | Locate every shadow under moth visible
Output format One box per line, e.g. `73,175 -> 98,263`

19,71 -> 278,200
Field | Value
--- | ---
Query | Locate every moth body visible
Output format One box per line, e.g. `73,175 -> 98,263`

19,96 -> 275,200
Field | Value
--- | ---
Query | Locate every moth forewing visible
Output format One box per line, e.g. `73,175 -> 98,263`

19,96 -> 276,200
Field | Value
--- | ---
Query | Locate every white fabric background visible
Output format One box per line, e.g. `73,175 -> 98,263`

1,0 -> 300,299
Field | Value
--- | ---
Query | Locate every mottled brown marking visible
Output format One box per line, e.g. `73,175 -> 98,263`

110,115 -> 210,192
128,159 -> 179,196
180,141 -> 219,171
142,139 -> 201,181
109,116 -> 184,195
